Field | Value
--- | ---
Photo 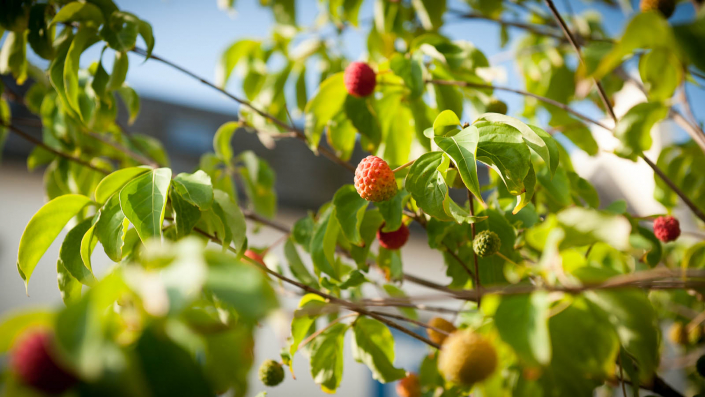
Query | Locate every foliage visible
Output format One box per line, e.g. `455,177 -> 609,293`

1,0 -> 705,396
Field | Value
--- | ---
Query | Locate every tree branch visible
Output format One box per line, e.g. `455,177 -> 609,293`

2,123 -> 110,175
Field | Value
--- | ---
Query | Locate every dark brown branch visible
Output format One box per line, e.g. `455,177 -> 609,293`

3,123 -> 110,175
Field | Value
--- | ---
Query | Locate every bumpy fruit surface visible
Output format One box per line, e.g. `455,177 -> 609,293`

377,223 -> 410,250
12,330 -> 77,394
396,373 -> 421,397
485,98 -> 508,115
245,249 -> 266,266
259,359 -> 285,387
344,61 -> 376,97
640,0 -> 676,18
437,330 -> 497,386
354,156 -> 397,202
427,317 -> 457,346
473,230 -> 501,257
653,216 -> 680,242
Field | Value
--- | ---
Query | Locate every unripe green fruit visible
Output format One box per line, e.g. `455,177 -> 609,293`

437,330 -> 497,386
473,230 -> 501,257
485,98 -> 508,115
640,0 -> 676,18
258,359 -> 284,387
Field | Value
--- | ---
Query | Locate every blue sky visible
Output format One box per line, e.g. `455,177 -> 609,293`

20,0 -> 705,129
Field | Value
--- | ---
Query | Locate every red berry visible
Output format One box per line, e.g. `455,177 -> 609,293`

653,216 -> 680,242
377,223 -> 409,250
245,250 -> 266,266
354,156 -> 397,202
396,372 -> 421,397
12,330 -> 77,394
344,61 -> 376,97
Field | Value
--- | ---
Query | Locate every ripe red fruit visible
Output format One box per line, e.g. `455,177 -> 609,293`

653,215 -> 680,242
12,330 -> 77,394
377,223 -> 409,250
354,156 -> 397,202
245,249 -> 266,266
344,61 -> 376,97
396,372 -> 421,397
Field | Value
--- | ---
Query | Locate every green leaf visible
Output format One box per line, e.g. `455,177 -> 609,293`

568,171 -> 600,208
411,0 -> 446,30
405,152 -> 484,224
390,53 -> 424,98
475,120 -> 531,196
289,294 -> 326,365
119,168 -> 172,243
576,268 -> 659,380
0,311 -> 54,354
333,185 -> 368,245
434,125 -> 483,204
100,12 -> 139,52
0,31 -> 28,84
213,189 -> 247,253
28,4 -> 55,60
514,163 -> 536,214
350,210 -> 384,270
204,327 -> 254,397
94,194 -> 129,262
305,72 -> 347,151
375,189 -> 409,232
57,258 -> 82,305
17,194 -> 93,290
238,151 -> 277,219
558,207 -> 632,251
170,189 -> 201,239
80,221 -> 98,274
344,95 -> 382,152
64,26 -> 98,118
614,102 -> 668,160
478,114 -> 555,177
495,292 -> 551,366
95,166 -> 151,204
215,39 -> 260,88
106,50 -> 128,91
432,109 -> 461,137
309,322 -> 348,393
131,134 -> 169,166
59,218 -> 96,286
683,241 -> 705,269
173,170 -> 214,210
117,85 -> 140,124
51,2 -> 104,26
310,204 -> 340,280
540,297 -> 620,395
292,214 -> 315,250
135,17 -> 154,58
591,12 -> 678,80
205,250 -> 278,320
538,166 -> 572,207
213,121 -> 239,163
351,317 -> 406,383
674,14 -> 705,74
284,238 -> 318,288
639,49 -> 681,101
433,82 -> 463,118
135,327 -> 213,397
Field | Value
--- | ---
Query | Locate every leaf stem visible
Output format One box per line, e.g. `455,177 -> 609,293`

392,159 -> 415,173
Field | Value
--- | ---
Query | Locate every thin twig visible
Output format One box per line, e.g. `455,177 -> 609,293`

427,79 -> 612,131
369,311 -> 452,335
392,159 -> 415,173
3,123 -> 110,175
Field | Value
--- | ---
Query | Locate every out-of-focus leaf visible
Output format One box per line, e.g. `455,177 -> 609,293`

351,317 -> 405,383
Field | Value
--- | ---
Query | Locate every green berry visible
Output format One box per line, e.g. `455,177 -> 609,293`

258,359 -> 285,387
485,98 -> 508,115
473,230 -> 501,257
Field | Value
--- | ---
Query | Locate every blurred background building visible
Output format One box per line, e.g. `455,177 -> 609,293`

1,0 -> 703,396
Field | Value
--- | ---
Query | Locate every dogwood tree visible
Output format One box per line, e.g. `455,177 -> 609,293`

1,0 -> 704,396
